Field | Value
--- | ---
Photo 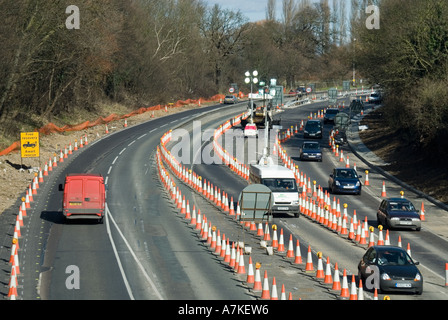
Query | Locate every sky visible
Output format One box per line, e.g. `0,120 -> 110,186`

205,0 -> 284,22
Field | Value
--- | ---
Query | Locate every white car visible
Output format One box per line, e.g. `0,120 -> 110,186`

244,123 -> 258,138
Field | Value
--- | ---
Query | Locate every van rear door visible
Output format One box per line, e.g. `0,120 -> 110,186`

83,178 -> 102,211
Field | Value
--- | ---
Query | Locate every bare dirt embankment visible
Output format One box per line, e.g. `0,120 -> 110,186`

359,108 -> 448,204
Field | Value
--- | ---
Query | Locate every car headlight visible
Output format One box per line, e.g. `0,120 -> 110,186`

335,181 -> 340,186
304,130 -> 308,134
391,217 -> 400,221
303,153 -> 308,156
414,273 -> 422,281
356,181 -> 360,186
412,218 -> 421,221
381,273 -> 391,280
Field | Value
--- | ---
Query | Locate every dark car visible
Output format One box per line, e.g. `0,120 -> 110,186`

333,129 -> 347,146
323,108 -> 339,124
303,120 -> 322,139
358,246 -> 423,295
377,198 -> 421,231
300,141 -> 322,161
328,168 -> 362,195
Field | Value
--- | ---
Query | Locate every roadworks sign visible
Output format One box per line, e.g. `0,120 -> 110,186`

20,132 -> 40,158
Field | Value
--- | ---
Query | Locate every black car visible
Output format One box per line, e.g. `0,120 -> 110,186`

299,141 -> 322,161
328,168 -> 362,195
377,198 -> 421,231
303,120 -> 322,139
358,246 -> 423,295
323,108 -> 339,124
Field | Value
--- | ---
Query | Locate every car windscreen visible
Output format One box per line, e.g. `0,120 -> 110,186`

376,249 -> 414,266
334,169 -> 358,179
326,109 -> 339,114
303,143 -> 320,150
388,201 -> 416,211
262,178 -> 297,192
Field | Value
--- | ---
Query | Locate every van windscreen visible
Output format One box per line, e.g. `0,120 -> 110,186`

262,178 -> 297,192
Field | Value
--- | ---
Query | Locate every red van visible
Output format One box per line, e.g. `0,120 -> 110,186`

60,174 -> 106,223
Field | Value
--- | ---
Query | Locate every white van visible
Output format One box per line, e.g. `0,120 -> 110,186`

249,159 -> 299,217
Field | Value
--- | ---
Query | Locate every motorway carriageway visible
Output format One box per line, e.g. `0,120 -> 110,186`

161,96 -> 448,300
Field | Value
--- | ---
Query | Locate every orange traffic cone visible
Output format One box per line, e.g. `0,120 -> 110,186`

294,239 -> 303,264
324,257 -> 333,284
286,234 -> 294,258
420,202 -> 426,221
261,271 -> 270,299
332,263 -> 341,290
305,245 -> 314,272
253,264 -> 262,291
270,277 -> 278,300
316,252 -> 324,279
349,275 -> 358,300
340,269 -> 349,298
246,256 -> 254,284
381,181 -> 387,197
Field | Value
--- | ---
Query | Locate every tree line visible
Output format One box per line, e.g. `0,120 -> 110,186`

0,0 -> 361,146
353,0 -> 448,160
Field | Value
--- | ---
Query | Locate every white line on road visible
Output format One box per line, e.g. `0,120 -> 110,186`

105,204 -> 164,300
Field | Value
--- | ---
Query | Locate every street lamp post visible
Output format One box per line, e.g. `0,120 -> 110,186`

245,70 -> 258,121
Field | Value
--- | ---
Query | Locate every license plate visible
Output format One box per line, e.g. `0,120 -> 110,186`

400,221 -> 412,225
395,283 -> 412,288
69,202 -> 82,206
278,207 -> 289,211
343,185 -> 354,189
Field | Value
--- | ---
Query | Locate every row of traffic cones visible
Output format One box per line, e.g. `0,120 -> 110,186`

7,132 -> 92,299
155,145 -> 296,300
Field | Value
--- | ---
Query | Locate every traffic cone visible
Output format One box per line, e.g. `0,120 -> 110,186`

220,234 -> 226,258
263,222 -> 271,241
237,249 -> 246,274
348,218 -> 355,240
286,234 -> 294,258
377,226 -> 384,245
364,170 -> 370,185
214,230 -> 221,255
253,264 -> 262,291
229,197 -> 235,215
293,239 -> 303,264
407,242 -> 412,257
224,239 -> 231,263
246,256 -> 254,284
420,202 -> 426,221
261,271 -> 270,299
185,200 -> 191,220
280,284 -> 287,300
180,197 -> 186,215
271,227 -> 278,249
381,181 -> 387,197
324,257 -> 333,284
349,275 -> 358,300
277,228 -> 285,253
316,252 -> 324,279
270,277 -> 278,300
257,222 -> 264,237
332,263 -> 341,290
7,267 -> 18,300
358,279 -> 364,300
229,242 -> 236,268
305,245 -> 314,272
397,235 -> 402,247
340,269 -> 349,298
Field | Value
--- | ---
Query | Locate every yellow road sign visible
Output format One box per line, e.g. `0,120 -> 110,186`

20,132 -> 40,158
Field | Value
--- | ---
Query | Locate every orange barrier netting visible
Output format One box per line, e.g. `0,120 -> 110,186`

0,94 -> 229,156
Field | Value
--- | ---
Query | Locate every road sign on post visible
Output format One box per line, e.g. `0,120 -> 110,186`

328,88 -> 338,105
20,132 -> 40,158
